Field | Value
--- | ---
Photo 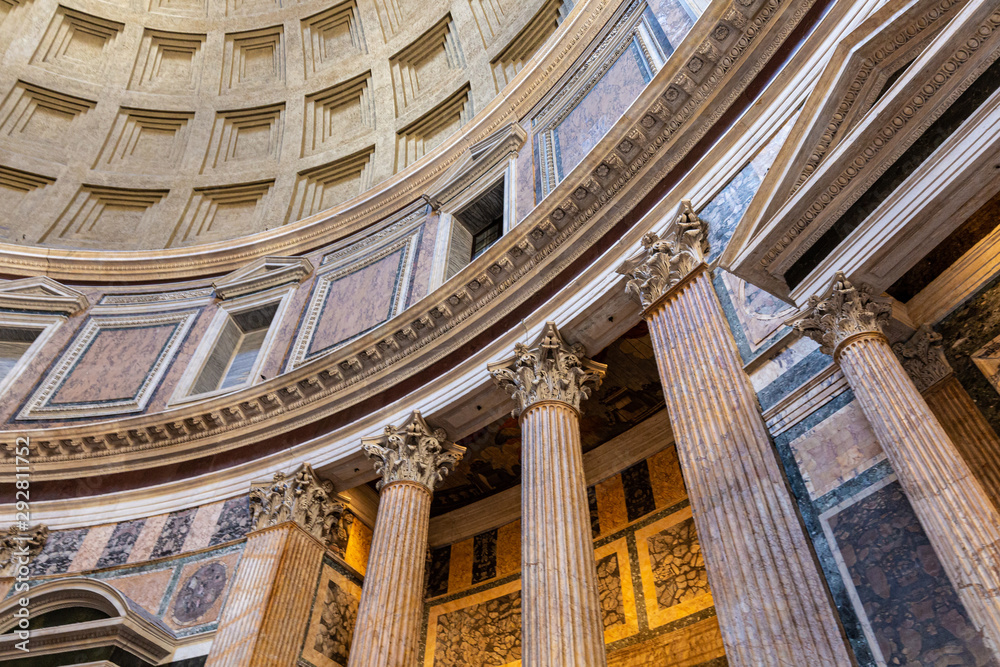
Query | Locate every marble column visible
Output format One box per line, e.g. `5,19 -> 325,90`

489,323 -> 608,667
894,325 -> 1000,510
795,273 -> 1000,656
616,202 -> 853,666
206,463 -> 346,667
348,411 -> 465,667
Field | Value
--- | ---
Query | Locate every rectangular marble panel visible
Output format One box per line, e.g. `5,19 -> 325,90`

301,562 -> 363,667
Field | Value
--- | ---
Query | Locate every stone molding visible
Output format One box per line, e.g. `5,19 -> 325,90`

893,324 -> 953,393
362,411 -> 465,492
0,277 -> 88,316
0,524 -> 48,576
0,0 -> 820,473
792,271 -> 892,356
248,463 -> 347,546
213,256 -> 314,300
488,321 -> 607,417
616,200 -> 708,309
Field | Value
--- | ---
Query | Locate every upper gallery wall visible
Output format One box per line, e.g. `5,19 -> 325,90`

0,0 -> 684,251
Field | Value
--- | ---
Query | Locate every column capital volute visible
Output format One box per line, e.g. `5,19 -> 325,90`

362,410 -> 465,493
487,321 -> 607,418
792,271 -> 892,357
892,324 -> 953,392
616,200 -> 709,310
248,462 -> 348,546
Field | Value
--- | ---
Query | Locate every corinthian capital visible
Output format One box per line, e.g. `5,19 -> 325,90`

616,200 -> 709,309
792,272 -> 892,356
249,463 -> 347,545
892,324 -> 953,392
0,524 -> 48,576
362,411 -> 465,492
488,322 -> 607,417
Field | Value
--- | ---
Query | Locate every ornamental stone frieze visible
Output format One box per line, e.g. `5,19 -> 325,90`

362,411 -> 465,492
792,272 -> 892,356
893,324 -> 953,392
488,322 -> 607,417
248,463 -> 347,545
616,201 -> 709,309
0,524 -> 48,576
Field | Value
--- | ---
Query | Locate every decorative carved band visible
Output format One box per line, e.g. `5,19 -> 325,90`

616,201 -> 709,310
248,463 -> 347,546
792,271 -> 892,356
362,411 -> 465,492
488,321 -> 606,417
0,524 -> 49,576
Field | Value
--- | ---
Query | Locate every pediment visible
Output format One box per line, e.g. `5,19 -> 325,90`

0,276 -> 89,315
723,0 -> 971,297
213,256 -> 314,300
429,123 -> 527,206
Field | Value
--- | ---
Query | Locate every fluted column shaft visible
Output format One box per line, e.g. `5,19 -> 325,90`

348,481 -> 430,667
837,332 -> 1000,653
520,400 -> 607,667
923,375 -> 1000,510
206,523 -> 324,667
645,267 -> 852,666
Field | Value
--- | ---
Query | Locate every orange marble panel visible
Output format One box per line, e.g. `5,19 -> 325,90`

607,614 -> 725,666
647,445 -> 687,510
182,501 -> 226,553
105,567 -> 174,615
595,474 -> 628,536
344,518 -> 372,576
128,513 -> 169,563
447,538 -> 474,593
496,520 -> 520,578
67,523 -> 115,572
594,537 -> 638,643
51,324 -> 176,404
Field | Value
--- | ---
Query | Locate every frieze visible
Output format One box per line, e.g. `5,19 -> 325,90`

0,0 -> 813,469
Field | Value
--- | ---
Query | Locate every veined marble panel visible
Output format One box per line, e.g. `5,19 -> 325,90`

17,309 -> 198,420
287,229 -> 421,368
301,559 -> 364,667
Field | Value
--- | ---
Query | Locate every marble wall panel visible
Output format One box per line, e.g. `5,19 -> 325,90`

426,580 -> 522,667
209,496 -> 252,546
29,527 -> 88,575
715,269 -> 796,362
647,0 -> 696,48
301,560 -> 364,667
824,480 -> 995,666
164,550 -> 240,631
96,518 -> 146,569
102,567 -> 174,616
151,508 -> 198,559
343,516 -> 372,576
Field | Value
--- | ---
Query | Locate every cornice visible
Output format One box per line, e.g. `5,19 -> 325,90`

0,0 -> 827,484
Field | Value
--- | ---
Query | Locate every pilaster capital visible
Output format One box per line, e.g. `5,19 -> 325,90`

792,272 -> 892,356
488,321 -> 607,417
362,411 -> 465,493
249,463 -> 347,545
0,524 -> 48,576
892,324 -> 953,392
616,200 -> 709,309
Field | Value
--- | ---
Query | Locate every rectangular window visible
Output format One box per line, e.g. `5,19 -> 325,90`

0,328 -> 41,385
446,179 -> 506,278
191,303 -> 278,396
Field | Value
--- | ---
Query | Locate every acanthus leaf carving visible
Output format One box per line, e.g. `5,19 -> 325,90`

362,411 -> 465,492
893,324 -> 953,393
488,322 -> 607,417
0,524 -> 49,576
616,200 -> 709,309
792,271 -> 892,356
248,462 -> 347,546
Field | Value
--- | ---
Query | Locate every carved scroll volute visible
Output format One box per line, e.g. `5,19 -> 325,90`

248,463 -> 348,546
362,411 -> 465,493
488,321 -> 606,418
616,200 -> 709,309
792,271 -> 892,356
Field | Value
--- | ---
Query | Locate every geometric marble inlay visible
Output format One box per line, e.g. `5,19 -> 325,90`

18,309 -> 198,420
287,231 -> 419,368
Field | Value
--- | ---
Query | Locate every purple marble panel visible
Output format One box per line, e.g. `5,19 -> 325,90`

29,528 -> 88,575
150,509 -> 197,559
96,519 -> 145,569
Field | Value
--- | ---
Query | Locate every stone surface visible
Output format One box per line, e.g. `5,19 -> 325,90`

249,462 -> 347,547
362,411 -> 466,492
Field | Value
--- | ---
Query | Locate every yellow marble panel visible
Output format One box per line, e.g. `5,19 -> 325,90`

447,537 -> 474,593
301,563 -> 363,667
647,446 -> 686,510
423,579 -> 522,667
595,474 -> 627,536
594,537 -> 638,643
634,507 -> 713,629
496,520 -> 520,578
344,518 -> 372,576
